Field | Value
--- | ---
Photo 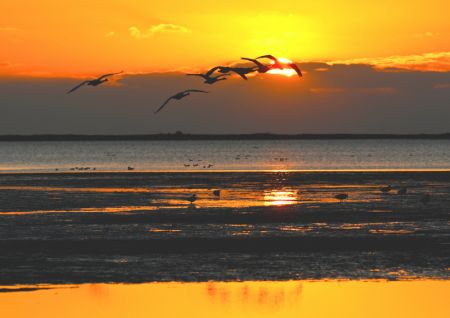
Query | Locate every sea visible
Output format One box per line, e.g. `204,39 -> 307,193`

0,139 -> 449,172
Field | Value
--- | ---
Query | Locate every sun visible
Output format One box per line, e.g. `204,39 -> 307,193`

267,57 -> 298,77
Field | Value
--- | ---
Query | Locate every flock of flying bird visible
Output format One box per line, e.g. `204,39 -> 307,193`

67,54 -> 303,114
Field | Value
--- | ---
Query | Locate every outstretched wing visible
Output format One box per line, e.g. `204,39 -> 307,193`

289,63 -> 303,77
206,66 -> 222,77
241,57 -> 263,67
256,55 -> 278,62
154,96 -> 174,114
186,73 -> 205,78
98,71 -> 123,80
230,69 -> 248,80
184,89 -> 209,93
67,81 -> 90,94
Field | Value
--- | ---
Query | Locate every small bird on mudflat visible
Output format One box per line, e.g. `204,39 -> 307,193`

380,185 -> 392,193
187,194 -> 197,203
334,193 -> 349,201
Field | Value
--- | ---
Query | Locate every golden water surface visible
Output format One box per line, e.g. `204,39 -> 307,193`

1,280 -> 449,318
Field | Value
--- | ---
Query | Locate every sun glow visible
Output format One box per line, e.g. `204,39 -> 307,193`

267,57 -> 298,77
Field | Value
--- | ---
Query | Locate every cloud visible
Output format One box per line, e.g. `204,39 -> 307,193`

309,88 -> 345,93
106,31 -> 115,37
0,61 -> 11,67
129,24 -> 191,39
412,32 -> 438,38
434,83 -> 450,89
331,51 -> 450,72
1,62 -> 449,135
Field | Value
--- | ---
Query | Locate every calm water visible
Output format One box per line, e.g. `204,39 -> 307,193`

0,139 -> 449,172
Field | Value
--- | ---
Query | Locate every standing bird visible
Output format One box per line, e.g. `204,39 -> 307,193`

154,89 -> 208,114
213,189 -> 221,197
334,193 -> 349,201
67,71 -> 123,93
186,68 -> 229,84
380,185 -> 392,193
186,194 -> 197,204
256,55 -> 303,77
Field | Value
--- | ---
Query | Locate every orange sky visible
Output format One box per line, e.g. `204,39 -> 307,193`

1,0 -> 449,77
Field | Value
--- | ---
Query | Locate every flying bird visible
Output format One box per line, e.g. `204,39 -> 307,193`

154,89 -> 208,114
186,67 -> 229,84
256,55 -> 303,77
241,57 -> 274,73
67,71 -> 123,94
209,66 -> 256,80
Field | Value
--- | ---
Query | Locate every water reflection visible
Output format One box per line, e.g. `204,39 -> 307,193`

264,190 -> 297,206
0,281 -> 448,318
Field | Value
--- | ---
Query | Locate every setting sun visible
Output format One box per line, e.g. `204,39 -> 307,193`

267,57 -> 299,77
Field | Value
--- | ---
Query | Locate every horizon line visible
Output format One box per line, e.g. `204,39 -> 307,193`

0,133 -> 449,141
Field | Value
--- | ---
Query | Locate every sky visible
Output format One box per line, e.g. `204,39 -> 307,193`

0,0 -> 449,134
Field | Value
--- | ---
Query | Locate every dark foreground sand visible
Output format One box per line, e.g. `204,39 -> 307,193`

0,171 -> 448,284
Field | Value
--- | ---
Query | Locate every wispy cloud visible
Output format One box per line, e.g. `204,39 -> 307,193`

129,24 -> 191,39
331,52 -> 450,72
434,83 -> 450,89
106,31 -> 115,37
0,61 -> 11,67
412,32 -> 439,38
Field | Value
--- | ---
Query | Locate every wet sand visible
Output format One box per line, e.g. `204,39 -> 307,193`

0,171 -> 448,284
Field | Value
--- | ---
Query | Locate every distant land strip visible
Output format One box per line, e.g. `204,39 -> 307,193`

0,133 -> 450,141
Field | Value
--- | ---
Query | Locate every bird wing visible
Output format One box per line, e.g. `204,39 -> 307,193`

289,63 -> 303,77
241,57 -> 263,67
186,73 -> 205,79
67,81 -> 90,94
184,89 -> 209,93
206,66 -> 221,77
256,55 -> 278,62
98,71 -> 123,80
154,96 -> 174,114
230,69 -> 248,80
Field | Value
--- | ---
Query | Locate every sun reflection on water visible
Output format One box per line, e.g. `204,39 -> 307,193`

263,190 -> 297,206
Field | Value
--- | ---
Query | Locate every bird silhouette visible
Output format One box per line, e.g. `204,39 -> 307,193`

186,194 -> 197,204
241,57 -> 274,73
209,66 -> 256,80
155,89 -> 208,114
187,67 -> 229,84
334,193 -> 348,201
67,71 -> 123,93
213,189 -> 221,197
397,187 -> 407,195
380,185 -> 392,193
256,55 -> 303,77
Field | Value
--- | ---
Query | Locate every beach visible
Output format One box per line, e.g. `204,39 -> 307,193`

0,170 -> 448,284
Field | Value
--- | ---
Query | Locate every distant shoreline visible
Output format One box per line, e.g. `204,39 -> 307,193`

0,133 -> 449,141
